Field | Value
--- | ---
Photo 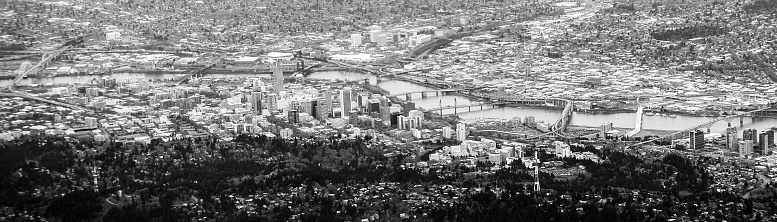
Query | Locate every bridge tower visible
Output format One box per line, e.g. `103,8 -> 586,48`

454,98 -> 458,115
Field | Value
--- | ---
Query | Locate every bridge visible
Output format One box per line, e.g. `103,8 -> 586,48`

625,104 -> 644,137
0,49 -> 183,55
627,106 -> 776,148
316,58 -> 384,75
8,46 -> 71,90
427,102 -> 506,114
549,99 -> 574,132
388,89 -> 463,99
175,56 -> 221,85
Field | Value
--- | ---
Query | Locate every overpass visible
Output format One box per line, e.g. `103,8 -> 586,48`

627,106 -> 776,148
0,92 -> 92,113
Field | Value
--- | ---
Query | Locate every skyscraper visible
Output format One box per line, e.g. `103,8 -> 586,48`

442,126 -> 452,139
341,89 -> 352,117
739,140 -> 754,158
689,129 -> 705,149
456,123 -> 467,141
251,92 -> 263,114
350,33 -> 362,47
759,130 -> 774,155
726,126 -> 738,151
324,91 -> 333,115
408,110 -> 423,129
288,110 -> 299,124
743,128 -> 758,144
272,65 -> 283,93
397,115 -> 406,130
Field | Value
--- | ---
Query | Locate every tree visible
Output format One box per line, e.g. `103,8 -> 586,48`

45,190 -> 103,222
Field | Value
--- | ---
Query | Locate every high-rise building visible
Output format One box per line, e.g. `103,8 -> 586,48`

408,110 -> 423,129
739,140 -> 754,158
600,122 -> 613,138
456,123 -> 467,141
324,92 -> 333,115
759,130 -> 774,155
263,92 -> 278,112
350,34 -> 362,47
376,33 -> 388,47
368,99 -> 380,113
743,128 -> 758,144
252,79 -> 264,91
726,126 -> 738,150
369,30 -> 382,43
317,98 -> 330,120
273,65 -> 283,93
251,91 -> 263,114
402,101 -> 416,115
310,100 -> 318,118
442,126 -> 452,139
397,115 -> 406,129
288,110 -> 299,123
341,89 -> 352,116
689,129 -> 705,149
524,116 -> 535,126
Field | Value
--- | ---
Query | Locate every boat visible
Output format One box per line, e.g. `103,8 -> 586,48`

644,112 -> 655,116
668,114 -> 677,118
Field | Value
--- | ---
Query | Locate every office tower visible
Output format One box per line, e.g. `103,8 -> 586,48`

689,129 -> 705,149
377,33 -> 388,46
310,100 -> 318,118
456,123 -> 467,141
252,79 -> 264,91
408,110 -> 423,129
600,122 -> 613,138
397,115 -> 406,129
369,30 -> 382,43
379,106 -> 391,125
743,128 -> 758,144
368,99 -> 380,113
273,65 -> 283,93
759,130 -> 774,155
402,101 -> 416,115
379,97 -> 390,124
85,117 -> 98,127
390,113 -> 401,127
349,110 -> 359,124
324,92 -> 333,115
726,126 -> 738,151
288,110 -> 299,123
341,89 -> 352,116
289,100 -> 300,113
350,34 -> 362,47
317,98 -> 330,120
251,91 -> 263,114
739,140 -> 754,158
442,126 -> 452,139
524,116 -> 535,126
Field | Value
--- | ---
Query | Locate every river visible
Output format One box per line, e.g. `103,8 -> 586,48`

3,71 -> 776,134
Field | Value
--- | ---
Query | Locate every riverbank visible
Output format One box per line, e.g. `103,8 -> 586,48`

567,125 -> 679,137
